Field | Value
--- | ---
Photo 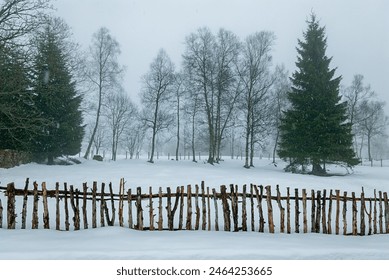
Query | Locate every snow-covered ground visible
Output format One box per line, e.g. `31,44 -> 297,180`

1,157 -> 389,260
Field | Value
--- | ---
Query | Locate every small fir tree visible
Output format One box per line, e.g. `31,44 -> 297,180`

278,14 -> 358,175
32,22 -> 84,164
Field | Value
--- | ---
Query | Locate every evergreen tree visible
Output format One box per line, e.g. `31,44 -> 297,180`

278,14 -> 358,175
32,19 -> 84,164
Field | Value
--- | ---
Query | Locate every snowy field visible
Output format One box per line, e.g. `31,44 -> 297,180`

1,157 -> 389,260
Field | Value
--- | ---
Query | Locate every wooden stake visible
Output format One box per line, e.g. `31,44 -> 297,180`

230,184 -> 239,232
6,183 -> 16,229
384,192 -> 389,233
379,191 -> 383,234
311,190 -> 316,233
42,182 -> 50,229
335,190 -> 340,235
118,179 -> 124,227
69,185 -> 80,230
201,182 -> 207,231
167,187 -> 173,230
327,190 -> 333,234
276,185 -> 285,233
55,183 -> 60,230
64,183 -> 69,231
321,189 -> 327,234
207,187 -> 211,231
242,184 -> 247,231
178,186 -> 184,230
286,187 -> 291,234
149,187 -> 154,231
136,187 -> 143,230
158,187 -> 163,230
295,188 -> 300,233
0,199 -> 3,228
212,188 -> 219,231
373,189 -> 377,234
343,191 -> 347,235
82,183 -> 88,229
92,182 -> 97,228
21,178 -> 29,229
220,185 -> 230,231
302,189 -> 307,233
105,182 -> 116,226
195,185 -> 200,230
32,181 -> 39,229
266,186 -> 275,233
352,192 -> 357,235
315,191 -> 321,233
254,185 -> 265,232
100,183 -> 105,227
250,184 -> 255,231
128,189 -> 133,229
186,185 -> 192,230
360,188 -> 366,236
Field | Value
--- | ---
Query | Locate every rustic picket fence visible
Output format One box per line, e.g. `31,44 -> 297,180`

1,179 -> 389,235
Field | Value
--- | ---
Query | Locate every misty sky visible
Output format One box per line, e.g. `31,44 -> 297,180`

54,0 -> 388,110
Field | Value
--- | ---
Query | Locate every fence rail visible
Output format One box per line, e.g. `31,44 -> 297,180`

0,179 -> 388,235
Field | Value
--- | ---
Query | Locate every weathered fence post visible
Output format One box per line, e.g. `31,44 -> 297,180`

212,188 -> 219,231
167,187 -> 173,230
118,179 -> 125,227
136,187 -> 143,230
295,188 -> 300,233
321,189 -> 327,234
158,187 -> 163,230
105,183 -> 116,226
64,183 -> 70,231
352,192 -> 358,235
32,181 -> 39,229
343,191 -> 348,235
250,184 -> 255,231
287,187 -> 291,234
230,184 -> 239,232
207,187 -> 211,231
171,187 -> 181,230
0,199 -> 3,228
311,190 -> 316,232
220,185 -> 230,231
21,178 -> 29,229
92,182 -> 97,228
100,183 -> 106,227
6,183 -> 16,229
186,185 -> 192,230
179,186 -> 184,230
379,191 -> 383,234
302,189 -> 307,233
42,182 -> 50,229
360,188 -> 366,236
128,189 -> 133,229
373,189 -> 377,234
82,183 -> 88,229
69,185 -> 80,230
335,190 -> 340,235
315,190 -> 321,233
242,185 -> 247,231
276,185 -> 285,233
202,182 -> 207,231
266,185 -> 275,233
254,185 -> 265,232
384,192 -> 389,233
55,182 -> 60,230
195,185 -> 200,230
327,190 -> 333,234
149,187 -> 154,231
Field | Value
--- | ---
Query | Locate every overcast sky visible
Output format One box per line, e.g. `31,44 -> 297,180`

54,0 -> 388,110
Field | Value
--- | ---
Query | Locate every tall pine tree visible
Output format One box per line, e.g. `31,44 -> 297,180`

278,14 -> 358,175
32,19 -> 84,165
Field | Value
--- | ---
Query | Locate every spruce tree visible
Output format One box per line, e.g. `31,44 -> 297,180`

32,20 -> 84,164
278,14 -> 358,175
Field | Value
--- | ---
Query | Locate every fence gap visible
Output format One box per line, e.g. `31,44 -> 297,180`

21,178 -> 29,229
276,185 -> 285,233
6,183 -> 16,229
286,187 -> 291,234
32,181 -> 39,229
302,189 -> 307,233
212,188 -> 219,231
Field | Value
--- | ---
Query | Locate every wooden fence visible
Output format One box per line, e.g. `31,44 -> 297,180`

0,179 -> 389,235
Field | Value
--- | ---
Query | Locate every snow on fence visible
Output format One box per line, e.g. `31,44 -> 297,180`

0,179 -> 389,235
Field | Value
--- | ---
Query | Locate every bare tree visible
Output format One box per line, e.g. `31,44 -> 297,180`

124,115 -> 145,159
140,49 -> 175,163
83,27 -> 123,159
104,90 -> 136,161
237,31 -> 275,168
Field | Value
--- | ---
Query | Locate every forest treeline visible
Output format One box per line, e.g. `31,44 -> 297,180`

0,0 -> 387,173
